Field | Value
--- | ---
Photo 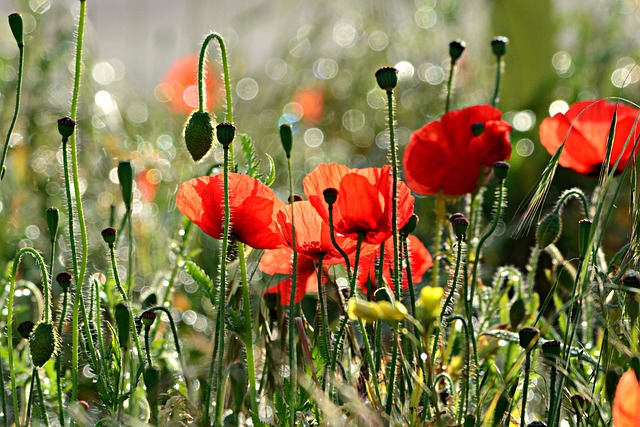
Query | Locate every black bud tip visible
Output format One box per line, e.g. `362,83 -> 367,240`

279,124 -> 293,157
375,66 -> 398,92
288,194 -> 303,203
471,122 -> 485,136
56,271 -> 73,290
401,214 -> 419,235
216,122 -> 236,148
322,188 -> 339,206
17,320 -> 35,339
491,36 -> 509,57
518,326 -> 540,352
57,117 -> 76,140
141,310 -> 157,328
8,13 -> 23,47
449,40 -> 466,62
117,161 -> 134,210
449,213 -> 469,239
101,227 -> 117,246
493,161 -> 510,180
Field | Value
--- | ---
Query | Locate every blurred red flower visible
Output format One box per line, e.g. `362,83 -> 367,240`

303,163 -> 415,244
175,173 -> 284,249
357,234 -> 433,295
159,53 -> 218,114
539,100 -> 640,175
294,89 -> 324,124
136,170 -> 158,202
612,369 -> 640,427
403,105 -> 512,196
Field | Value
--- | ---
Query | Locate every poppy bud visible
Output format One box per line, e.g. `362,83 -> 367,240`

578,219 -> 592,260
114,302 -> 131,349
183,110 -> 215,161
536,213 -> 562,249
29,321 -> 61,367
375,66 -> 398,92
279,124 -> 293,157
118,161 -> 134,211
541,340 -> 562,361
46,207 -> 59,243
449,213 -> 469,239
493,161 -> 510,181
216,122 -> 236,148
8,13 -> 23,47
56,271 -> 73,291
17,320 -> 34,340
101,227 -> 117,246
471,122 -> 484,136
509,298 -> 525,330
323,188 -> 338,206
449,40 -> 466,62
491,36 -> 509,57
141,310 -> 157,328
401,214 -> 419,235
57,117 -> 76,141
518,326 -> 539,352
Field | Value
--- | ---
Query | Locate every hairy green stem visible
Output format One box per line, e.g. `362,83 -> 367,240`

56,288 -> 68,426
521,352 -> 532,427
35,371 -> 50,427
286,155 -> 299,426
445,58 -> 456,113
317,256 -> 331,391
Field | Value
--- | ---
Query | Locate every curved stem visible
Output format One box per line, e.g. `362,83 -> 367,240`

238,243 -> 260,425
286,155 -> 298,426
553,188 -> 590,220
0,44 -> 23,182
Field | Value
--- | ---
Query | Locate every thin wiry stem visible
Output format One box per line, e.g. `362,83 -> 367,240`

0,42 -> 24,182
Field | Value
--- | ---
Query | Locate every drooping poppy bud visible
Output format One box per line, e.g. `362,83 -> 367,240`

183,110 -> 215,161
536,213 -> 562,249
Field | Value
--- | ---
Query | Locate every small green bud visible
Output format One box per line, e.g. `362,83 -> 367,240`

322,188 -> 338,206
57,117 -> 76,141
493,161 -> 510,181
17,320 -> 35,340
279,124 -> 293,157
117,161 -> 134,211
183,110 -> 215,162
101,227 -> 117,246
8,13 -> 23,47
29,321 -> 61,367
216,122 -> 236,148
401,214 -> 419,235
518,327 -> 539,352
449,40 -> 466,62
56,271 -> 73,291
578,219 -> 592,260
491,36 -> 509,57
114,302 -> 131,349
46,207 -> 59,243
141,310 -> 157,328
509,298 -> 525,330
375,66 -> 398,92
449,213 -> 469,239
536,213 -> 562,249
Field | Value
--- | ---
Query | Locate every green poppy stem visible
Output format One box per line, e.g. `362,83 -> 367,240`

317,255 -> 331,391
491,56 -> 502,107
521,352 -> 532,427
35,370 -> 50,427
0,35 -> 24,182
286,154 -> 299,426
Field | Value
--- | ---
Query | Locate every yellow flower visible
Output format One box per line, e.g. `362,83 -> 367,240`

416,286 -> 444,324
377,301 -> 408,322
347,298 -> 383,322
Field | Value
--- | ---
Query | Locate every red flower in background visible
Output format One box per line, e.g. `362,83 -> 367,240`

403,105 -> 512,196
136,170 -> 159,202
294,89 -> 324,124
175,173 -> 284,250
303,163 -> 414,244
159,53 -> 218,114
612,369 -> 640,427
357,234 -> 433,294
539,100 -> 640,175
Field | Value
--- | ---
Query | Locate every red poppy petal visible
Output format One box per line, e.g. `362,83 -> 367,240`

259,247 -> 293,276
335,173 -> 384,237
303,163 -> 350,223
403,120 -> 451,195
612,369 -> 640,427
264,256 -> 317,305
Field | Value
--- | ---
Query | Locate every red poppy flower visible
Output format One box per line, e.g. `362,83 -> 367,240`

612,369 -> 640,427
136,170 -> 159,202
294,89 -> 324,124
539,100 -> 640,175
176,173 -> 284,250
303,163 -> 415,244
260,247 -> 322,305
357,234 -> 433,294
403,105 -> 512,196
158,53 -> 218,114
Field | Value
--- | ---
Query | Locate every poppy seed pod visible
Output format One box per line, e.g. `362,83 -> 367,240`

56,271 -> 73,291
57,117 -> 76,141
401,214 -> 419,235
375,66 -> 398,92
322,188 -> 338,206
449,40 -> 466,62
518,327 -> 540,352
491,36 -> 509,57
216,122 -> 236,148
101,227 -> 117,246
449,213 -> 469,239
541,340 -> 562,361
8,13 -> 23,47
29,321 -> 61,367
471,122 -> 485,136
493,161 -> 510,181
183,110 -> 215,161
141,310 -> 157,328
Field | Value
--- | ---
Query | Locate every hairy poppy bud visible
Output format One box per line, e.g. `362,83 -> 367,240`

491,36 -> 509,57
56,271 -> 73,291
114,302 -> 131,349
509,298 -> 525,330
118,161 -> 134,211
518,327 -> 539,352
449,40 -> 466,62
183,110 -> 215,161
280,124 -> 293,157
46,207 -> 59,243
578,219 -> 592,260
101,227 -> 117,246
323,188 -> 338,206
57,117 -> 76,141
375,66 -> 398,92
29,321 -> 61,367
8,13 -> 23,47
17,320 -> 34,340
536,213 -> 562,249
216,122 -> 236,148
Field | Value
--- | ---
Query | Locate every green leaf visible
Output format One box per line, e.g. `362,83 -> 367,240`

184,261 -> 215,303
240,133 -> 261,179
264,153 -> 276,186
